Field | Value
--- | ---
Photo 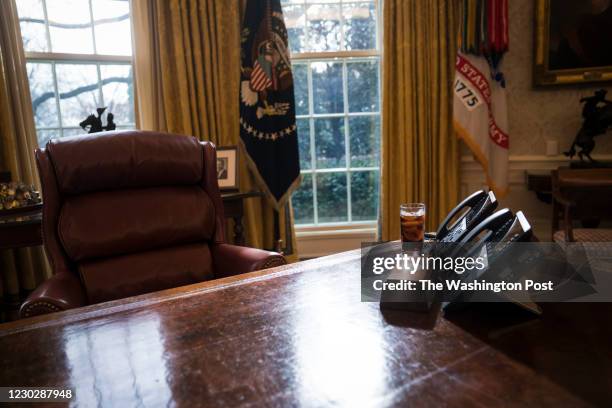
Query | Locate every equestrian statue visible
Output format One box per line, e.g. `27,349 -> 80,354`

565,89 -> 612,162
79,107 -> 116,134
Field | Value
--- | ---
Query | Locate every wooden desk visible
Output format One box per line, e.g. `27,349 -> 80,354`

0,250 -> 609,407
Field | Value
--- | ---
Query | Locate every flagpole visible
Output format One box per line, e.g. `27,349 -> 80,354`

272,203 -> 294,256
273,208 -> 282,254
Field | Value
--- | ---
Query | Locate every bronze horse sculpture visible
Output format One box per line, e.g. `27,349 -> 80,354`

565,89 -> 612,162
79,107 -> 116,134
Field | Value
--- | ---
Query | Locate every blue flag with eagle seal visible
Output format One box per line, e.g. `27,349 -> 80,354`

240,0 -> 301,209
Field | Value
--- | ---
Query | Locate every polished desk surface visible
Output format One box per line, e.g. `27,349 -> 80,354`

0,250 -> 611,407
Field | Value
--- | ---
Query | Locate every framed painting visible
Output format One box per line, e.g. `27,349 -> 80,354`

534,0 -> 612,85
216,146 -> 239,191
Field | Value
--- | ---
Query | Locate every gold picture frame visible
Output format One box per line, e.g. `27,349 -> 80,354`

534,0 -> 612,86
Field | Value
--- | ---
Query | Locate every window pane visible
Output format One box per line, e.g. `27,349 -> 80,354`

312,61 -> 343,114
297,118 -> 311,169
293,63 -> 308,115
100,64 -> 133,126
36,129 -> 58,147
55,64 -> 101,128
46,0 -> 94,53
92,0 -> 132,56
307,4 -> 341,52
62,128 -> 85,137
284,4 -> 306,53
27,62 -> 59,128
17,0 -> 49,52
343,2 -> 376,50
349,115 -> 379,167
315,117 -> 345,168
293,173 -> 314,224
351,170 -> 379,221
316,172 -> 347,223
347,60 -> 379,112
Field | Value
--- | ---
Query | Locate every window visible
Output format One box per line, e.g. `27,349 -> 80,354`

285,0 -> 381,226
16,0 -> 134,147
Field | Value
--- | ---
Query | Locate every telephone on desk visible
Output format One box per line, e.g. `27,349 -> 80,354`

443,208 -> 540,314
425,190 -> 498,243
381,190 -> 540,314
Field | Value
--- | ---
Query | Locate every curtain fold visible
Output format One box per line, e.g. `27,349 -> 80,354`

0,0 -> 50,315
380,0 -> 460,240
131,0 -> 297,258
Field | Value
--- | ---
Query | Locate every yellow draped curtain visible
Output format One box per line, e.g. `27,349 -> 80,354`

0,0 -> 50,316
130,0 -> 296,257
381,0 -> 460,240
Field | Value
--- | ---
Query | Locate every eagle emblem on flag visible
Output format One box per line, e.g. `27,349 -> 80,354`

241,7 -> 294,121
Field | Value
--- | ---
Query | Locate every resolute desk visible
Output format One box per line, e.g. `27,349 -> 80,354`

0,249 -> 610,407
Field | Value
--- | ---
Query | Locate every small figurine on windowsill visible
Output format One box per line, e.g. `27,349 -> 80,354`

79,107 -> 116,133
564,89 -> 612,165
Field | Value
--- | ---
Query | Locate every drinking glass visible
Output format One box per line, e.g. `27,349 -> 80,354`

400,203 -> 426,242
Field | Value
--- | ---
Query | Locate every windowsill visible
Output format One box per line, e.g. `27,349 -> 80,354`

296,221 -> 376,236
295,222 -> 377,258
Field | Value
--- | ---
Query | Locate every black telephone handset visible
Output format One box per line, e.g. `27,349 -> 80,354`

458,208 -> 532,261
436,190 -> 498,243
443,208 -> 539,314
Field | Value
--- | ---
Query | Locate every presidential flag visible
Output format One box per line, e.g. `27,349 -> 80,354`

240,0 -> 300,209
453,0 -> 509,197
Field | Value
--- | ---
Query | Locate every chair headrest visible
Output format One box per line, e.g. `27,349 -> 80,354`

45,130 -> 204,194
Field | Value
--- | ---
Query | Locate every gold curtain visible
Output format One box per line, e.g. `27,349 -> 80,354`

0,0 -> 50,313
131,0 -> 297,259
380,0 -> 460,240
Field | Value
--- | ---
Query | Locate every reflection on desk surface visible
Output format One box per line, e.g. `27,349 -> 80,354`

0,249 -> 609,407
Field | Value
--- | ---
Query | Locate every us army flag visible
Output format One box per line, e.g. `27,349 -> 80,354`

240,0 -> 301,208
453,52 -> 509,196
454,0 -> 509,197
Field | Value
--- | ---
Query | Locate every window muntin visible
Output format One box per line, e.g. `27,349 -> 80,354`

16,0 -> 134,147
285,0 -> 380,226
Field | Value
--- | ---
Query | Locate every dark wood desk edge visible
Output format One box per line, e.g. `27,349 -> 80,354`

0,249 -> 362,336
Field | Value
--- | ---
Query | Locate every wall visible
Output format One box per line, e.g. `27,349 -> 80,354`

461,0 -> 612,239
506,0 -> 612,155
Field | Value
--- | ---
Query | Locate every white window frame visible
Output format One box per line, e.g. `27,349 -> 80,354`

289,0 -> 383,254
21,0 -> 134,140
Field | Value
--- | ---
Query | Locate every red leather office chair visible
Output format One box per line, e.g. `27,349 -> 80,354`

20,131 -> 285,318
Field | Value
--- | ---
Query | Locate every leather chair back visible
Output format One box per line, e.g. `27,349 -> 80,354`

36,130 -> 226,303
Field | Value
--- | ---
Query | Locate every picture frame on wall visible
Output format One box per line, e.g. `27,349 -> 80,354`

216,147 -> 239,191
534,0 -> 612,86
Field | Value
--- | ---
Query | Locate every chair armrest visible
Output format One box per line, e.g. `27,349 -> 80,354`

211,243 -> 286,278
20,273 -> 86,318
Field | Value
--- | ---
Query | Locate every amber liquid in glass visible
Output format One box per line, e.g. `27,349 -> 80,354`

400,213 -> 425,242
